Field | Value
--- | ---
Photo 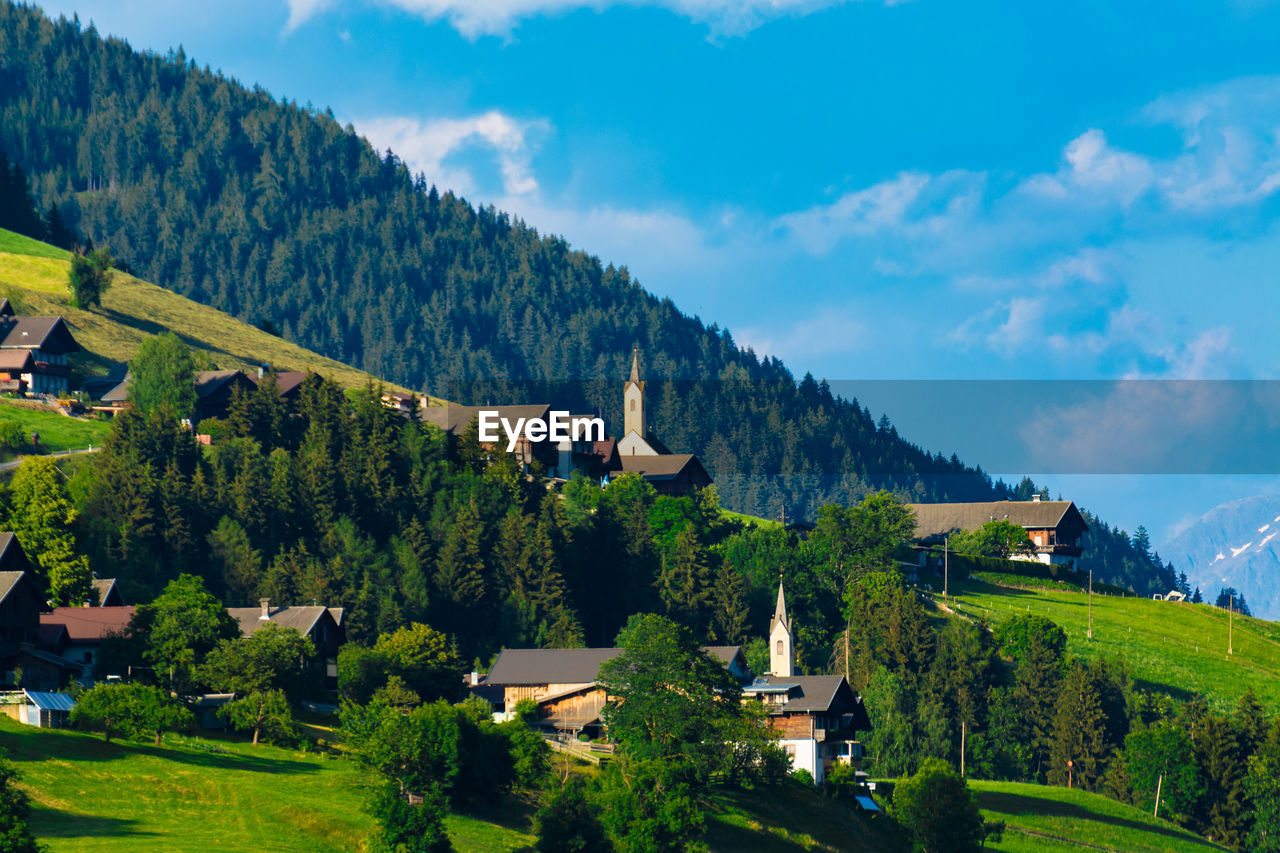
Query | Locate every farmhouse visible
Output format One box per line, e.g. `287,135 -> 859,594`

908,496 -> 1089,566
0,300 -> 83,396
483,645 -> 750,739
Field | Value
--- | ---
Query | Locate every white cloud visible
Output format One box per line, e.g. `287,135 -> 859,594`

736,307 -> 870,362
354,111 -> 549,198
1022,129 -> 1155,206
284,0 -> 877,38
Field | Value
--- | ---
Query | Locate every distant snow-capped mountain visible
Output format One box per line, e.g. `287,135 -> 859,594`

1160,494 -> 1280,620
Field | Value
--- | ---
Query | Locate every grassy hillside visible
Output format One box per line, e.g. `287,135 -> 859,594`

0,228 -> 412,394
0,400 -> 110,453
973,780 -> 1224,853
0,717 -> 533,853
935,576 -> 1280,711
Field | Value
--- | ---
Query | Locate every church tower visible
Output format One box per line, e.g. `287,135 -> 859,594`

769,582 -> 793,678
623,348 -> 646,441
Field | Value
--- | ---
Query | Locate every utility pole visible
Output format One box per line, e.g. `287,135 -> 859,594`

1154,773 -> 1164,818
1087,569 -> 1093,640
960,720 -> 966,778
944,536 -> 949,603
1229,593 -> 1234,656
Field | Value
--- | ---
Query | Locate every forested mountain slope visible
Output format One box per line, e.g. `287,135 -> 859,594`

0,3 -> 1170,592
0,3 -> 1003,514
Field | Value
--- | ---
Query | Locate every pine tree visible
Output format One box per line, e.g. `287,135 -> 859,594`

1047,661 -> 1117,791
8,456 -> 93,605
656,523 -> 712,632
710,561 -> 749,645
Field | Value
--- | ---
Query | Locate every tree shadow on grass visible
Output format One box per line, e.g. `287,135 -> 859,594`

0,725 -> 321,775
977,790 -> 1225,850
1128,677 -> 1199,704
454,793 -> 537,836
31,808 -> 155,841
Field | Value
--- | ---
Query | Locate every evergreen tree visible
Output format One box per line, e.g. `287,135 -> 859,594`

1048,661 -> 1119,791
128,332 -> 197,419
7,456 -> 92,605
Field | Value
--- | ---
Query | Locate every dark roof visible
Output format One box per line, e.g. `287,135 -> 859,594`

486,645 -> 745,687
269,371 -> 310,398
615,453 -> 705,481
907,500 -> 1089,540
41,607 -> 137,642
757,674 -> 873,728
37,623 -> 69,646
81,363 -> 129,400
0,317 -> 82,354
421,403 -> 552,436
0,299 -> 13,317
225,605 -> 333,638
0,350 -> 34,371
195,370 -> 250,399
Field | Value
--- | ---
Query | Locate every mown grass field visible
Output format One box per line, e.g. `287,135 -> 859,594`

0,400 -> 111,453
973,780 -> 1225,853
0,228 -> 422,395
936,576 -> 1280,711
0,717 -> 535,852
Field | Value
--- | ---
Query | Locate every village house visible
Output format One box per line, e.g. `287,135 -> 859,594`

746,584 -> 873,785
225,599 -> 345,691
482,645 -> 750,739
0,299 -> 83,396
39,605 -> 136,680
907,496 -> 1089,566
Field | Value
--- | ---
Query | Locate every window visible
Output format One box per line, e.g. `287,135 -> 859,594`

630,399 -> 636,411
776,640 -> 783,655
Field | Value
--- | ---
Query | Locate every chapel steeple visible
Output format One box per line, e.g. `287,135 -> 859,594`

769,582 -> 793,678
623,348 -> 646,442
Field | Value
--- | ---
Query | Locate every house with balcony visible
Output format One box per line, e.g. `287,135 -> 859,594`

0,300 -> 83,396
907,496 -> 1089,566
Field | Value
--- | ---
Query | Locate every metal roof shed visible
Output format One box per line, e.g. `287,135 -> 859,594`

22,690 -> 75,728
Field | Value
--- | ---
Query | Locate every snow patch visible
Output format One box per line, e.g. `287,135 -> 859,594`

1231,542 -> 1254,558
1213,552 -> 1226,564
1261,523 -> 1272,534
1259,532 -> 1278,550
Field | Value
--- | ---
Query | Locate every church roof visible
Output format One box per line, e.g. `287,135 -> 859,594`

615,453 -> 705,481
771,583 -> 789,634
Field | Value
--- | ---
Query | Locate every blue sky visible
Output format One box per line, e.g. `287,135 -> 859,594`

39,0 -> 1280,537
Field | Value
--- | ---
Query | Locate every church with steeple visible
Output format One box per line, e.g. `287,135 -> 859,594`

601,349 -> 712,495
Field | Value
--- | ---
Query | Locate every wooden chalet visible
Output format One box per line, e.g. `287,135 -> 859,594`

482,645 -> 750,738
907,497 -> 1089,566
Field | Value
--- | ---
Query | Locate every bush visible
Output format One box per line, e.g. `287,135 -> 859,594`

70,683 -> 193,744
535,778 -> 613,853
0,758 -> 41,853
0,420 -> 25,451
790,768 -> 815,787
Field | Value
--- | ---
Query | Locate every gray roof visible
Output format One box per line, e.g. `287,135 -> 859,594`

486,645 -> 745,687
0,532 -> 28,570
0,349 -> 34,371
0,317 -> 82,354
421,403 -> 552,436
615,454 -> 704,480
759,675 -> 850,712
226,605 -> 332,638
907,500 -> 1088,540
25,691 -> 76,712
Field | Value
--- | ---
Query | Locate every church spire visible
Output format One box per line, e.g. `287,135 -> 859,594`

623,348 -> 646,441
771,582 -> 789,633
769,581 -> 793,677
629,348 -> 641,385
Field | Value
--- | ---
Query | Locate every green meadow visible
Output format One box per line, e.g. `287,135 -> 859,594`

937,577 -> 1280,711
0,400 -> 110,454
0,228 -> 420,395
973,780 -> 1226,853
